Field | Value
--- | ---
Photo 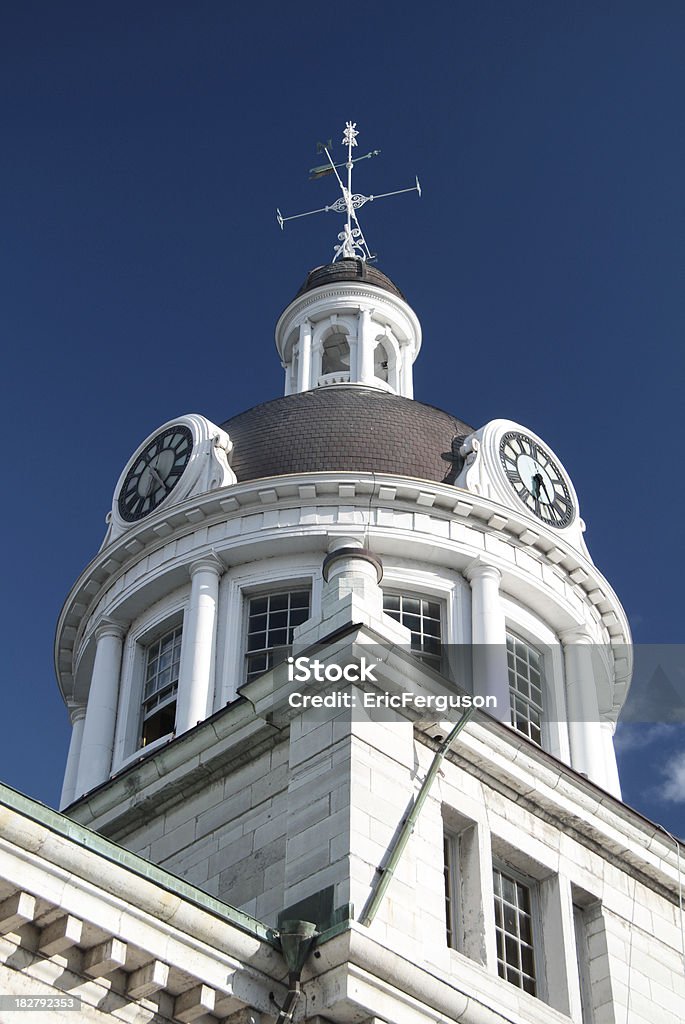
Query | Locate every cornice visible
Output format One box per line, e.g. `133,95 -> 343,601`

55,471 -> 632,702
275,282 -> 422,353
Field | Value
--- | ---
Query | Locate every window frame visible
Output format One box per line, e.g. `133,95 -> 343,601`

381,588 -> 445,673
506,631 -> 545,746
139,621 -> 183,747
243,585 -> 313,684
500,598 -> 569,761
112,594 -> 188,773
443,831 -> 460,950
492,859 -> 544,1000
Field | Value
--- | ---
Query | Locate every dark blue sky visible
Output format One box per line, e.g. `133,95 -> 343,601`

2,3 -> 684,836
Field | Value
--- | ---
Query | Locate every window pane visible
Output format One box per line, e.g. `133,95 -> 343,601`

269,610 -> 288,630
521,944 -> 535,976
291,605 -> 310,626
247,631 -> 267,652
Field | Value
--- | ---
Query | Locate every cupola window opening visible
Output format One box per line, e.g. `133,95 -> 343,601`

374,340 -> 390,383
320,330 -> 351,384
382,592 -> 443,671
140,624 -> 182,746
507,633 -> 544,746
245,588 -> 311,682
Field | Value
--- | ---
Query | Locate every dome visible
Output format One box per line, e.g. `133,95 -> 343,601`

295,259 -> 406,300
219,386 -> 473,484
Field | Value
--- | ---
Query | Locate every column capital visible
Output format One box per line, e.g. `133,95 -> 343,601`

66,702 -> 87,725
559,626 -> 595,646
464,559 -> 502,586
189,553 -> 225,580
93,618 -> 126,643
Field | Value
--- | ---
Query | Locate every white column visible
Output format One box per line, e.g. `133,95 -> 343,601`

600,720 -> 622,799
561,629 -> 606,787
358,308 -> 375,384
297,320 -> 312,392
465,561 -> 510,723
175,555 -> 224,735
76,620 -> 125,797
60,704 -> 86,808
400,341 -> 413,398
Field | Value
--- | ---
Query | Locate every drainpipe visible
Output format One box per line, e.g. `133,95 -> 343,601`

360,707 -> 476,927
274,919 -> 318,1023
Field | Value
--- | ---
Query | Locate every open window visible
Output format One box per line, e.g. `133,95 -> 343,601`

140,622 -> 182,746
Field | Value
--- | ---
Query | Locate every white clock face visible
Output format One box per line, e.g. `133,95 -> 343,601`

499,431 -> 575,528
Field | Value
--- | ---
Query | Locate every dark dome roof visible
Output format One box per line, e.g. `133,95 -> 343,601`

220,387 -> 472,484
295,259 -> 406,301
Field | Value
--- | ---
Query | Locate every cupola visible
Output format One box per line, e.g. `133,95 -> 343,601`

275,258 -> 422,398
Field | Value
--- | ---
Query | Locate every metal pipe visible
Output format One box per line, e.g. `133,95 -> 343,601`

360,707 -> 477,927
274,979 -> 301,1023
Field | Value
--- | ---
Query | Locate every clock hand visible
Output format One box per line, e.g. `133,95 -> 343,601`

531,471 -> 542,499
149,464 -> 168,491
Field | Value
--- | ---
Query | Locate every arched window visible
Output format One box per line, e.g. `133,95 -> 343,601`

321,333 -> 350,375
374,341 -> 389,382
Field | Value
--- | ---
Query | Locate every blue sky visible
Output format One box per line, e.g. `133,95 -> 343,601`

1,2 -> 684,837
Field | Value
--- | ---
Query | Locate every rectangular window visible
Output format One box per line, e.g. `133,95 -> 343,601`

493,864 -> 537,996
573,901 -> 596,1023
507,633 -> 544,745
444,832 -> 459,948
383,593 -> 442,670
141,624 -> 182,746
245,589 -> 311,682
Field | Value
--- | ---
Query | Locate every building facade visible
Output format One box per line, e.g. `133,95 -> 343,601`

1,258 -> 683,1023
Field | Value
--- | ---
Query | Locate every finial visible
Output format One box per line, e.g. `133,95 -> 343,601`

276,120 -> 421,263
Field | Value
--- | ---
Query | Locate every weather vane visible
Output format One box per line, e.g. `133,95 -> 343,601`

276,121 -> 421,262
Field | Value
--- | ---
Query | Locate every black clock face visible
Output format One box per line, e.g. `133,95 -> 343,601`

499,431 -> 575,529
118,425 -> 193,523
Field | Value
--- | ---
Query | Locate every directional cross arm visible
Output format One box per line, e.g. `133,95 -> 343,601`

276,121 -> 421,261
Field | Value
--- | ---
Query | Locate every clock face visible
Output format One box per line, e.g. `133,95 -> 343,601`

118,425 -> 193,523
499,431 -> 575,528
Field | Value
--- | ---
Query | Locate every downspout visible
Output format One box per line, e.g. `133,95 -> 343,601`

274,919 -> 318,1023
360,707 -> 477,927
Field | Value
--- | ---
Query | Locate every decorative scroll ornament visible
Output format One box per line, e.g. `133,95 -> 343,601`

276,120 -> 421,262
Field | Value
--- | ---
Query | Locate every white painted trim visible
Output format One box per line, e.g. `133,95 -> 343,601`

112,589 -> 189,772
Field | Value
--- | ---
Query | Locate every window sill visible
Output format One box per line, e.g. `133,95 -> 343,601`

112,732 -> 175,776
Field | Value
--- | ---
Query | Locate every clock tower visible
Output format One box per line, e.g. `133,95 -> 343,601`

15,123 -> 681,1024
